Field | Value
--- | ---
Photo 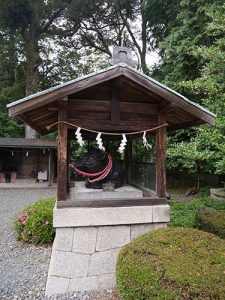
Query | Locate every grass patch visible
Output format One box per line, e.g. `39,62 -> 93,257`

169,197 -> 225,228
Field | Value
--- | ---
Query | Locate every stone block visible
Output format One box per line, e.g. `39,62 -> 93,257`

50,250 -> 90,278
45,276 -> 69,296
152,205 -> 170,223
68,276 -> 98,292
73,227 -> 97,254
54,228 -> 74,252
88,248 -> 120,276
97,273 -> 116,290
54,206 -> 153,227
131,224 -> 155,240
73,182 -> 143,200
154,223 -> 167,230
96,226 -> 130,251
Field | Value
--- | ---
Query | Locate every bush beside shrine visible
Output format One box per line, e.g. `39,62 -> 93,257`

15,198 -> 55,244
116,227 -> 225,300
169,197 -> 225,228
195,208 -> 225,239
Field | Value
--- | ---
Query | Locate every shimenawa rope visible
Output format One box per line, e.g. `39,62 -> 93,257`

46,121 -> 168,136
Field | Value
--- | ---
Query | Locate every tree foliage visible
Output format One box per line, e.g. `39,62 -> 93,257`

152,1 -> 225,177
0,32 -> 25,137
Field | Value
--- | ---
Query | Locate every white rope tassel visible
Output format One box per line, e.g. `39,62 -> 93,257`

96,132 -> 105,151
75,127 -> 85,147
143,131 -> 152,149
118,134 -> 127,153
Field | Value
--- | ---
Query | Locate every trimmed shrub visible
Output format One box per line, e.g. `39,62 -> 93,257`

117,227 -> 225,300
195,209 -> 225,239
15,198 -> 55,244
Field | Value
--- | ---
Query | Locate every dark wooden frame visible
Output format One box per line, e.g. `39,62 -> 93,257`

7,64 -> 215,207
56,112 -> 167,207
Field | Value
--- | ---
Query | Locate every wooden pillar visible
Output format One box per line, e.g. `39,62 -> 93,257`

124,139 -> 132,184
57,98 -> 68,202
156,114 -> 167,198
48,148 -> 54,186
67,138 -> 70,193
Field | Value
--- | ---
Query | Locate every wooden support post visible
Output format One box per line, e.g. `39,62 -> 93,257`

67,138 -> 70,193
34,150 -> 38,181
57,98 -> 68,202
48,148 -> 54,186
125,139 -> 132,184
156,114 -> 167,198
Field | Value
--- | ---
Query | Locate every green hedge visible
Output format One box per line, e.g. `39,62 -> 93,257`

195,209 -> 225,239
169,197 -> 225,228
15,198 -> 55,244
117,227 -> 225,300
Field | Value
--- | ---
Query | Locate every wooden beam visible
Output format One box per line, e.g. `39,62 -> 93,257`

123,68 -> 215,125
110,82 -> 120,125
8,67 -> 123,117
68,99 -> 111,111
57,97 -> 68,201
169,120 -> 203,131
68,110 -> 110,120
156,113 -> 167,198
31,111 -> 56,122
124,77 -> 163,102
67,99 -> 159,114
120,102 -> 159,114
18,114 -> 43,134
57,197 -> 167,208
159,103 -> 176,114
67,119 -> 158,132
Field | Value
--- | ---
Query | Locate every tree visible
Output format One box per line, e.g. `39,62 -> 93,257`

159,3 -> 225,179
152,0 -> 224,88
66,0 -> 167,74
0,32 -> 25,137
0,0 -> 76,137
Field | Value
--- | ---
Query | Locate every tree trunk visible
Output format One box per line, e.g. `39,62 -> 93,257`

140,4 -> 149,75
23,36 -> 41,138
25,38 -> 40,95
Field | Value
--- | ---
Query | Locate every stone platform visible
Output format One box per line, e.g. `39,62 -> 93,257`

71,181 -> 143,200
45,202 -> 170,296
210,188 -> 225,200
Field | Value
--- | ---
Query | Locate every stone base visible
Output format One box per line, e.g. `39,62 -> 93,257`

45,204 -> 170,296
72,182 -> 143,200
210,188 -> 225,201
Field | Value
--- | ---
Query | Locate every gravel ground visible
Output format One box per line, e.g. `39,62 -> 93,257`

169,193 -> 196,201
44,290 -> 120,300
0,188 -> 120,300
0,188 -> 56,300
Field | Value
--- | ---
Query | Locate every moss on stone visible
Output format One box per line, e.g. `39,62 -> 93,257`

116,227 -> 225,300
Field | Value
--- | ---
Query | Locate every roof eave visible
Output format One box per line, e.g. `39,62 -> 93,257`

7,63 -> 216,127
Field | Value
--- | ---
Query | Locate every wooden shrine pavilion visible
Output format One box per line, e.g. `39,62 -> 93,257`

7,56 -> 215,207
0,138 -> 56,185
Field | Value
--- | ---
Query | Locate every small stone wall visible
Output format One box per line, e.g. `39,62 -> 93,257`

45,205 -> 170,296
